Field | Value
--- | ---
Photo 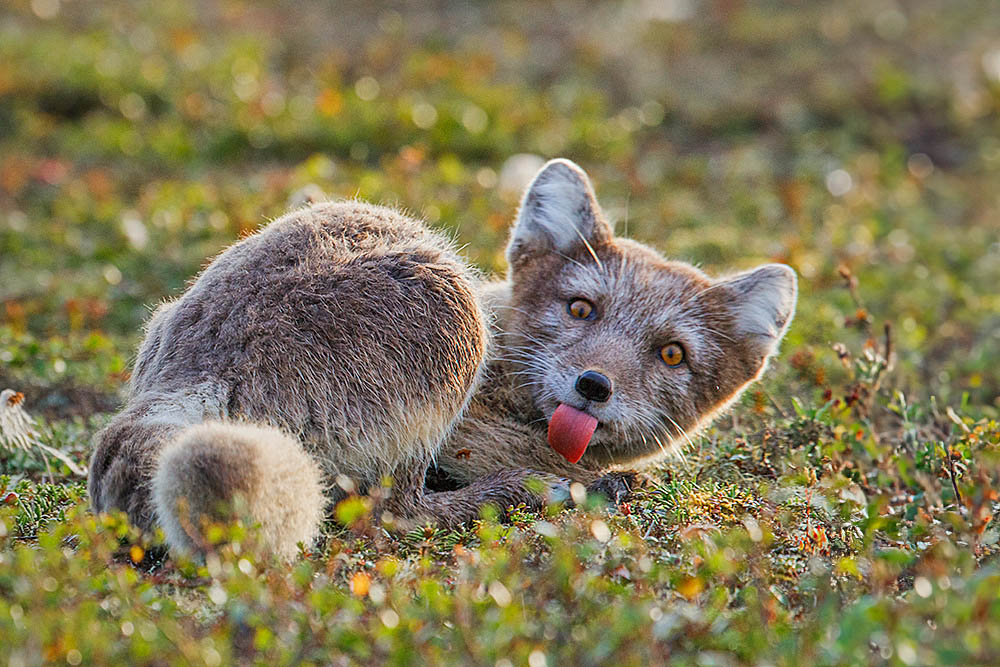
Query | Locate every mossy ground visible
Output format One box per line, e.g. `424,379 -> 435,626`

2,0 -> 1000,664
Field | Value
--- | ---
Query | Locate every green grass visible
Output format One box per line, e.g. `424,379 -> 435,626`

2,0 -> 1000,664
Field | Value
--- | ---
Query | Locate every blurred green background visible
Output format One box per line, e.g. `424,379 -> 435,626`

2,0 -> 999,411
3,2 -> 1000,664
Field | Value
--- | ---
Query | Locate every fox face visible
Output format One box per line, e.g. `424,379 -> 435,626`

501,159 -> 797,467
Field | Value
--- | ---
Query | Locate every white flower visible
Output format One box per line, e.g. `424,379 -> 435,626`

0,389 -> 87,476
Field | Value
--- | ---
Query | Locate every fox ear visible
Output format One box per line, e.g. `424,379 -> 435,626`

506,159 -> 612,267
721,264 -> 798,358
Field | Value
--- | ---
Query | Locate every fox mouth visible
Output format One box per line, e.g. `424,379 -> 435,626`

547,403 -> 599,463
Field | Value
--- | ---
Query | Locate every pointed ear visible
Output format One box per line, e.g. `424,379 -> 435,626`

506,159 -> 612,266
720,264 -> 798,359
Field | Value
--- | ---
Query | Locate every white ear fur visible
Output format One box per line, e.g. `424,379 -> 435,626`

723,264 -> 798,349
506,158 -> 610,264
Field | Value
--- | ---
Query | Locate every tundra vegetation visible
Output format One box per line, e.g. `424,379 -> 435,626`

1,0 -> 999,664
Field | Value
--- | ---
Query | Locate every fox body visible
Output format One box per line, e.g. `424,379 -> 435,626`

88,159 -> 796,559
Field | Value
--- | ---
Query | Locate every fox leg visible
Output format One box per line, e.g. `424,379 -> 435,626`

433,420 -> 637,509
379,459 -> 564,527
88,405 -> 181,533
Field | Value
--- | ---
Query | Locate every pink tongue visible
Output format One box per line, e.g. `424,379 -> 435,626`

548,404 -> 599,464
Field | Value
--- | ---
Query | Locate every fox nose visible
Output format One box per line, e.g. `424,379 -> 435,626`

575,370 -> 613,403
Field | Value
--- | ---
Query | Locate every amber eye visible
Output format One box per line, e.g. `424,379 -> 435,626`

567,298 -> 595,320
660,342 -> 685,366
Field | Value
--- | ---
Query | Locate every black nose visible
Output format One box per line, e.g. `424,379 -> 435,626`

575,370 -> 613,403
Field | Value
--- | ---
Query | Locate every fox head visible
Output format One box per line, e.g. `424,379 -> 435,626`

502,159 -> 797,467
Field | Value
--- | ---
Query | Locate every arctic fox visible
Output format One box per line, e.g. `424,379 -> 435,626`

88,159 -> 796,560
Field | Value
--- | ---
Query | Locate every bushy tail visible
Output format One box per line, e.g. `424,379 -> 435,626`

90,411 -> 326,561
151,421 -> 326,561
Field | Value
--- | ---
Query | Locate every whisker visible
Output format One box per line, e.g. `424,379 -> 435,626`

663,413 -> 695,455
490,356 -> 534,365
573,226 -> 604,272
556,251 -> 587,271
514,381 -> 547,391
492,304 -> 532,315
652,432 -> 671,460
695,325 -> 736,343
657,432 -> 688,466
493,348 -> 557,367
506,331 -> 554,345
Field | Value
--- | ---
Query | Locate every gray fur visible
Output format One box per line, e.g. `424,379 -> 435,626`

88,161 -> 797,560
435,159 -> 797,484
89,201 -> 548,559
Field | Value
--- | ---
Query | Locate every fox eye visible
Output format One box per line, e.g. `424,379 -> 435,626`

660,342 -> 685,367
567,298 -> 595,320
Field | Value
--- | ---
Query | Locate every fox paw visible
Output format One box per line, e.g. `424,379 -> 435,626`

586,472 -> 637,505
